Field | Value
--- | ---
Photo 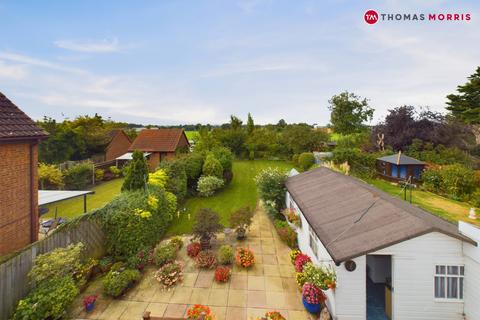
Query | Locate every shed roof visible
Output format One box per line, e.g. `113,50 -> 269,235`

285,167 -> 475,263
38,190 -> 94,206
377,153 -> 424,165
128,128 -> 188,152
0,92 -> 48,141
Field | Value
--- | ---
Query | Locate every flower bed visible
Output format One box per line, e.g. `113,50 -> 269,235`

187,242 -> 202,258
186,304 -> 214,320
154,260 -> 184,289
195,250 -> 217,269
214,266 -> 231,282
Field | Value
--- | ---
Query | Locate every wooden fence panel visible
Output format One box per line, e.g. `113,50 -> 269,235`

0,219 -> 105,319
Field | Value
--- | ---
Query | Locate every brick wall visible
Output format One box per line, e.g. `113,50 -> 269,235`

105,132 -> 131,161
0,143 -> 38,255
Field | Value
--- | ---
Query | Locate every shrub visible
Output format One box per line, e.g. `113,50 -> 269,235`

154,260 -> 183,289
182,152 -> 205,187
64,162 -> 93,190
187,242 -> 202,258
292,154 -> 299,165
298,152 -> 315,171
197,175 -> 224,197
329,148 -> 377,178
294,253 -> 311,272
276,225 -> 297,248
213,147 -> 233,172
441,164 -> 476,200
154,243 -> 178,266
202,153 -> 223,178
38,163 -> 64,189
217,245 -> 234,265
255,168 -> 287,212
99,187 -> 177,259
235,247 -> 255,268
471,190 -> 480,207
186,304 -> 214,320
29,243 -> 84,284
127,247 -> 154,271
103,268 -> 141,297
109,165 -> 122,177
149,169 -> 168,189
95,169 -> 105,181
160,160 -> 188,201
192,208 -> 223,244
214,266 -> 231,282
422,168 -> 442,193
274,219 -> 288,229
229,206 -> 254,237
170,236 -> 184,250
122,150 -> 149,191
12,276 -> 79,320
195,250 -> 217,268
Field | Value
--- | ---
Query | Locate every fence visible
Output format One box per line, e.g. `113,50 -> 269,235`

0,218 -> 105,319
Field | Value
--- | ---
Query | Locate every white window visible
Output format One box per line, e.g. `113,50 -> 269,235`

434,265 -> 464,300
309,225 -> 318,258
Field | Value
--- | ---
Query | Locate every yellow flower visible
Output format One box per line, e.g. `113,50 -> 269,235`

133,208 -> 152,219
147,195 -> 159,210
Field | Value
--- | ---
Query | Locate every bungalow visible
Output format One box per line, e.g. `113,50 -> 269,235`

105,129 -> 132,161
376,152 -> 425,182
128,128 -> 189,169
0,92 -> 48,255
285,167 -> 480,320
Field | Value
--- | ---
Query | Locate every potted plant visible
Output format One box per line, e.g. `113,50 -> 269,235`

83,295 -> 97,312
186,304 -> 214,320
235,247 -> 255,268
192,208 -> 223,249
284,208 -> 301,228
229,206 -> 254,240
263,311 -> 287,320
302,283 -> 326,314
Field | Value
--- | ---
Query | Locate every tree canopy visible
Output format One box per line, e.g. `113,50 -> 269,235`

328,91 -> 374,134
446,66 -> 480,124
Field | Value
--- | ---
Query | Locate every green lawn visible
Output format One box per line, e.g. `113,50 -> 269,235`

366,178 -> 480,227
43,178 -> 124,219
167,160 -> 293,235
185,131 -> 199,140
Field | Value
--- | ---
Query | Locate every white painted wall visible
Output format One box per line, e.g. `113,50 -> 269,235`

459,222 -> 480,320
374,232 -> 465,320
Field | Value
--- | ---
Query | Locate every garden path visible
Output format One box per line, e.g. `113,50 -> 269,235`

70,205 -> 313,320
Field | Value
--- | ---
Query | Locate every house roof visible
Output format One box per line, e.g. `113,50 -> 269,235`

0,92 -> 48,141
285,167 -> 476,264
106,129 -> 131,147
377,153 -> 424,165
128,128 -> 188,152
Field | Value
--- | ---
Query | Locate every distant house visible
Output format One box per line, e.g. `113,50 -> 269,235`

0,92 -> 48,255
128,128 -> 189,169
286,167 -> 480,320
105,129 -> 132,161
376,151 -> 425,181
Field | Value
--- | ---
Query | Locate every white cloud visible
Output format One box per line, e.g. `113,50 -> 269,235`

54,38 -> 120,53
0,52 -> 86,74
0,60 -> 28,80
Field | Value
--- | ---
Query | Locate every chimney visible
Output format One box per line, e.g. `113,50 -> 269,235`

396,150 -> 402,165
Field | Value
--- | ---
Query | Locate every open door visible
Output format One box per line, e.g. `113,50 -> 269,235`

366,255 -> 393,320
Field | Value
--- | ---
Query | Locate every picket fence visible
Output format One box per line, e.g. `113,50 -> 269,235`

0,218 -> 105,319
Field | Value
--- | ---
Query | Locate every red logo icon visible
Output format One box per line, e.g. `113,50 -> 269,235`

364,9 -> 379,24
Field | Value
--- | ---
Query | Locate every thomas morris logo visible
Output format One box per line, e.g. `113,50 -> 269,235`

364,9 -> 471,25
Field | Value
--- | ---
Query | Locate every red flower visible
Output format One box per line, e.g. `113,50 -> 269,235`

187,242 -> 202,258
294,253 -> 311,272
214,266 -> 231,282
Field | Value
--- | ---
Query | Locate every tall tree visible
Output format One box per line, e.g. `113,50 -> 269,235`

230,115 -> 243,130
247,113 -> 255,135
121,150 -> 149,191
446,66 -> 480,124
328,91 -> 373,134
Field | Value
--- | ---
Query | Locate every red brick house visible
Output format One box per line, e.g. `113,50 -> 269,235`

105,129 -> 132,161
0,92 -> 48,256
128,128 -> 189,169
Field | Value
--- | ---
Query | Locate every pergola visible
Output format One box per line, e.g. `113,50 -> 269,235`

38,190 -> 95,214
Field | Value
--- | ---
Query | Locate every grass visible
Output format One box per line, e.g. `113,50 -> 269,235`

43,178 -> 124,219
185,131 -> 199,140
167,160 -> 293,235
366,178 -> 480,227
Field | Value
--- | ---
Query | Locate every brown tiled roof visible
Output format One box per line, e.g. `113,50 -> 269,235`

286,167 -> 476,263
0,92 -> 48,140
128,128 -> 187,152
107,129 -> 132,143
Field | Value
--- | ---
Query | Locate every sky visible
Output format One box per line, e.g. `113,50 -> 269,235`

0,0 -> 479,126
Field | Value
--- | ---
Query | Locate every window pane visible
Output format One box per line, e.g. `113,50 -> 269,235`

435,277 -> 445,298
460,266 -> 464,276
447,277 -> 458,298
459,278 -> 464,299
447,266 -> 459,275
436,266 -> 446,274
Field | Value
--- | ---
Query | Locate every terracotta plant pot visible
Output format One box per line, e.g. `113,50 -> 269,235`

236,228 -> 246,240
200,237 -> 211,250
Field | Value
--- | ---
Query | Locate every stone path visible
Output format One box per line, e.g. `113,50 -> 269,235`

70,206 -> 312,319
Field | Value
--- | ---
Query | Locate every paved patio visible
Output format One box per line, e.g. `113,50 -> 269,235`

70,207 -> 313,319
